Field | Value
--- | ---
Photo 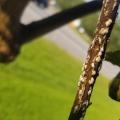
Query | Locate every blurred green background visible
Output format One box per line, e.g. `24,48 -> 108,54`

0,38 -> 120,120
0,0 -> 120,119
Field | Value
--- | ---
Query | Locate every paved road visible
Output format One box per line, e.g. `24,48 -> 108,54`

21,1 -> 120,79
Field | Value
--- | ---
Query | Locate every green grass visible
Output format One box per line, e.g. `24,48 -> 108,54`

0,38 -> 119,120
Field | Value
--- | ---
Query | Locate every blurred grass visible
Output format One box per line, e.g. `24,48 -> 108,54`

0,38 -> 119,120
71,27 -> 92,44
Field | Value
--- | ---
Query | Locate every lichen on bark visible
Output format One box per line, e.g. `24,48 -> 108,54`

68,0 -> 120,120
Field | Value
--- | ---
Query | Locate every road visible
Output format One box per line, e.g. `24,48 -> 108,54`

21,1 -> 120,79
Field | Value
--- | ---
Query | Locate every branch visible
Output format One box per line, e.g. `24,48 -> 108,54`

17,0 -> 102,45
0,0 -> 101,62
68,0 -> 120,120
0,0 -> 102,63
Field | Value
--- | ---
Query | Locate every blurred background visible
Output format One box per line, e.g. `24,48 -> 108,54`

0,0 -> 120,119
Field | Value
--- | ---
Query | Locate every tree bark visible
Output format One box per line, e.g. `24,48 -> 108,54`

68,0 -> 120,120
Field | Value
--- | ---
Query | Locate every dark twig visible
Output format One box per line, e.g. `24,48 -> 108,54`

68,0 -> 120,120
0,0 -> 102,63
17,0 -> 102,45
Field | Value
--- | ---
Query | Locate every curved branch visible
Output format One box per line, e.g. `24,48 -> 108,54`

17,0 -> 102,45
68,0 -> 120,120
0,0 -> 102,63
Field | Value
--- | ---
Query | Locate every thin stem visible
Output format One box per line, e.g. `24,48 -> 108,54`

17,0 -> 102,45
0,0 -> 102,63
68,0 -> 120,120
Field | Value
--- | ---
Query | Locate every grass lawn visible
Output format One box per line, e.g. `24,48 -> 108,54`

0,38 -> 119,120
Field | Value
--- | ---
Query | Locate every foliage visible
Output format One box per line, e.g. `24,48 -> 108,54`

81,12 -> 99,37
109,73 -> 120,101
105,50 -> 120,66
56,0 -> 83,9
0,38 -> 119,119
108,23 -> 120,51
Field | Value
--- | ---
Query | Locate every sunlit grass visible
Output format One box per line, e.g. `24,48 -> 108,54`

0,38 -> 119,120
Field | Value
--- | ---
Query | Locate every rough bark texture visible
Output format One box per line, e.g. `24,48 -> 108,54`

68,0 -> 120,120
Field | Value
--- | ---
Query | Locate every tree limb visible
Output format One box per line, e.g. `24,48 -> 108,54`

68,0 -> 120,120
17,0 -> 102,45
0,0 -> 102,63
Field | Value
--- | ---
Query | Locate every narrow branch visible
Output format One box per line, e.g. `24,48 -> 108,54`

17,0 -> 102,45
0,0 -> 102,63
68,0 -> 120,120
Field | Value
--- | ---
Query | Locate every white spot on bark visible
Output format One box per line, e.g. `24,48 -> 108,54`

82,71 -> 86,76
74,105 -> 79,113
113,2 -> 117,10
96,56 -> 101,62
98,51 -> 102,56
87,55 -> 90,60
89,78 -> 94,85
92,70 -> 96,76
104,10 -> 109,16
80,77 -> 85,83
100,46 -> 104,52
92,39 -> 95,45
78,81 -> 81,87
79,90 -> 83,95
98,37 -> 102,44
84,65 -> 87,69
105,19 -> 112,26
91,63 -> 95,68
99,28 -> 109,35
83,100 -> 89,107
88,89 -> 92,95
